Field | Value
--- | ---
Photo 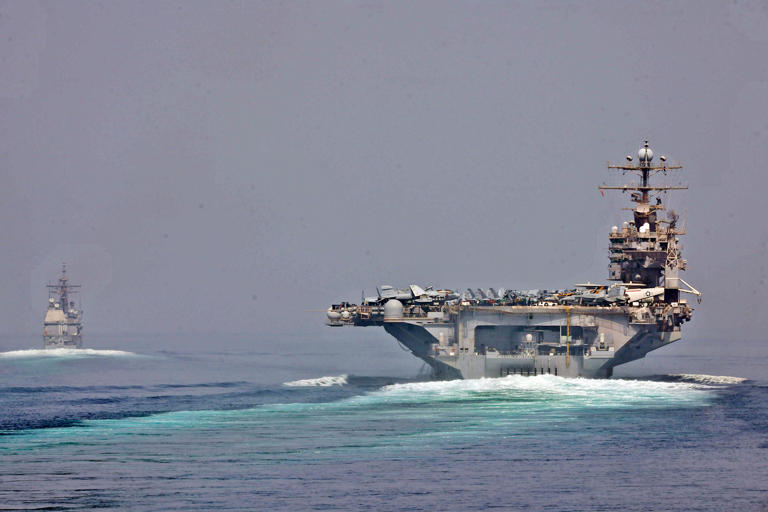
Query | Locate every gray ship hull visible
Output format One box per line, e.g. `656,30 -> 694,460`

377,304 -> 684,379
44,335 -> 83,349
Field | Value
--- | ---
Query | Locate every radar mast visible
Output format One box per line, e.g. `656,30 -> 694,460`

599,141 -> 699,303
47,263 -> 81,310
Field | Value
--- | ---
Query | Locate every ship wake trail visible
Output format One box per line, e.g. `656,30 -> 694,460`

0,348 -> 140,359
0,376 -> 717,460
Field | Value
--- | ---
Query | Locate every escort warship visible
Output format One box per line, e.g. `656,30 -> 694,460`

43,264 -> 83,349
326,141 -> 701,379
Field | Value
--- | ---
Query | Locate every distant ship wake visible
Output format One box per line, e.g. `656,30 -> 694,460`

0,348 -> 139,359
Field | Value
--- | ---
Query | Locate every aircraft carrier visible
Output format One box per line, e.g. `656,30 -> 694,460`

43,264 -> 84,349
326,141 -> 701,378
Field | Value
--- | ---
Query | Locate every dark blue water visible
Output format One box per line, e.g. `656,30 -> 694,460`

1,332 -> 767,511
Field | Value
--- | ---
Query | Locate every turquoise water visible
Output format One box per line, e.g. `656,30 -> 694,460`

1,334 -> 766,510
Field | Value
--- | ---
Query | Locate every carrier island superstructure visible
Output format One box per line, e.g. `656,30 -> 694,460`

43,264 -> 83,349
326,142 -> 701,379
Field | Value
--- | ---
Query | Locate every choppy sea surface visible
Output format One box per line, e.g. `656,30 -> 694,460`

1,331 -> 766,511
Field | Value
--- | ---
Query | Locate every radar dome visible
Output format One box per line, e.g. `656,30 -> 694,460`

638,142 -> 653,162
383,299 -> 404,319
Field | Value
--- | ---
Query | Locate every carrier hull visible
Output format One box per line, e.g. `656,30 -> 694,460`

380,305 -> 682,379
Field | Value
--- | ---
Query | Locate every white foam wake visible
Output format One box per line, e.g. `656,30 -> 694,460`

669,374 -> 747,385
381,374 -> 707,393
0,348 -> 138,359
366,374 -> 713,408
284,374 -> 348,387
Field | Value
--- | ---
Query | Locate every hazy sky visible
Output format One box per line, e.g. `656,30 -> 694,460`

1,0 -> 767,341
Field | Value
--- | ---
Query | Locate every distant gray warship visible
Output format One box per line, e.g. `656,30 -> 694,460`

327,141 -> 701,378
43,264 -> 83,349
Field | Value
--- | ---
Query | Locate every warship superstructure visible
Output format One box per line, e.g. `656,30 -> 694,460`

43,264 -> 83,349
326,141 -> 700,378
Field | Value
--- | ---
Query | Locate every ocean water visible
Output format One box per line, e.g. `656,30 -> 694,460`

1,331 -> 767,511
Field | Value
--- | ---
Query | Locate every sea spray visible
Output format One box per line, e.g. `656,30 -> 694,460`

667,374 -> 748,385
283,374 -> 348,387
